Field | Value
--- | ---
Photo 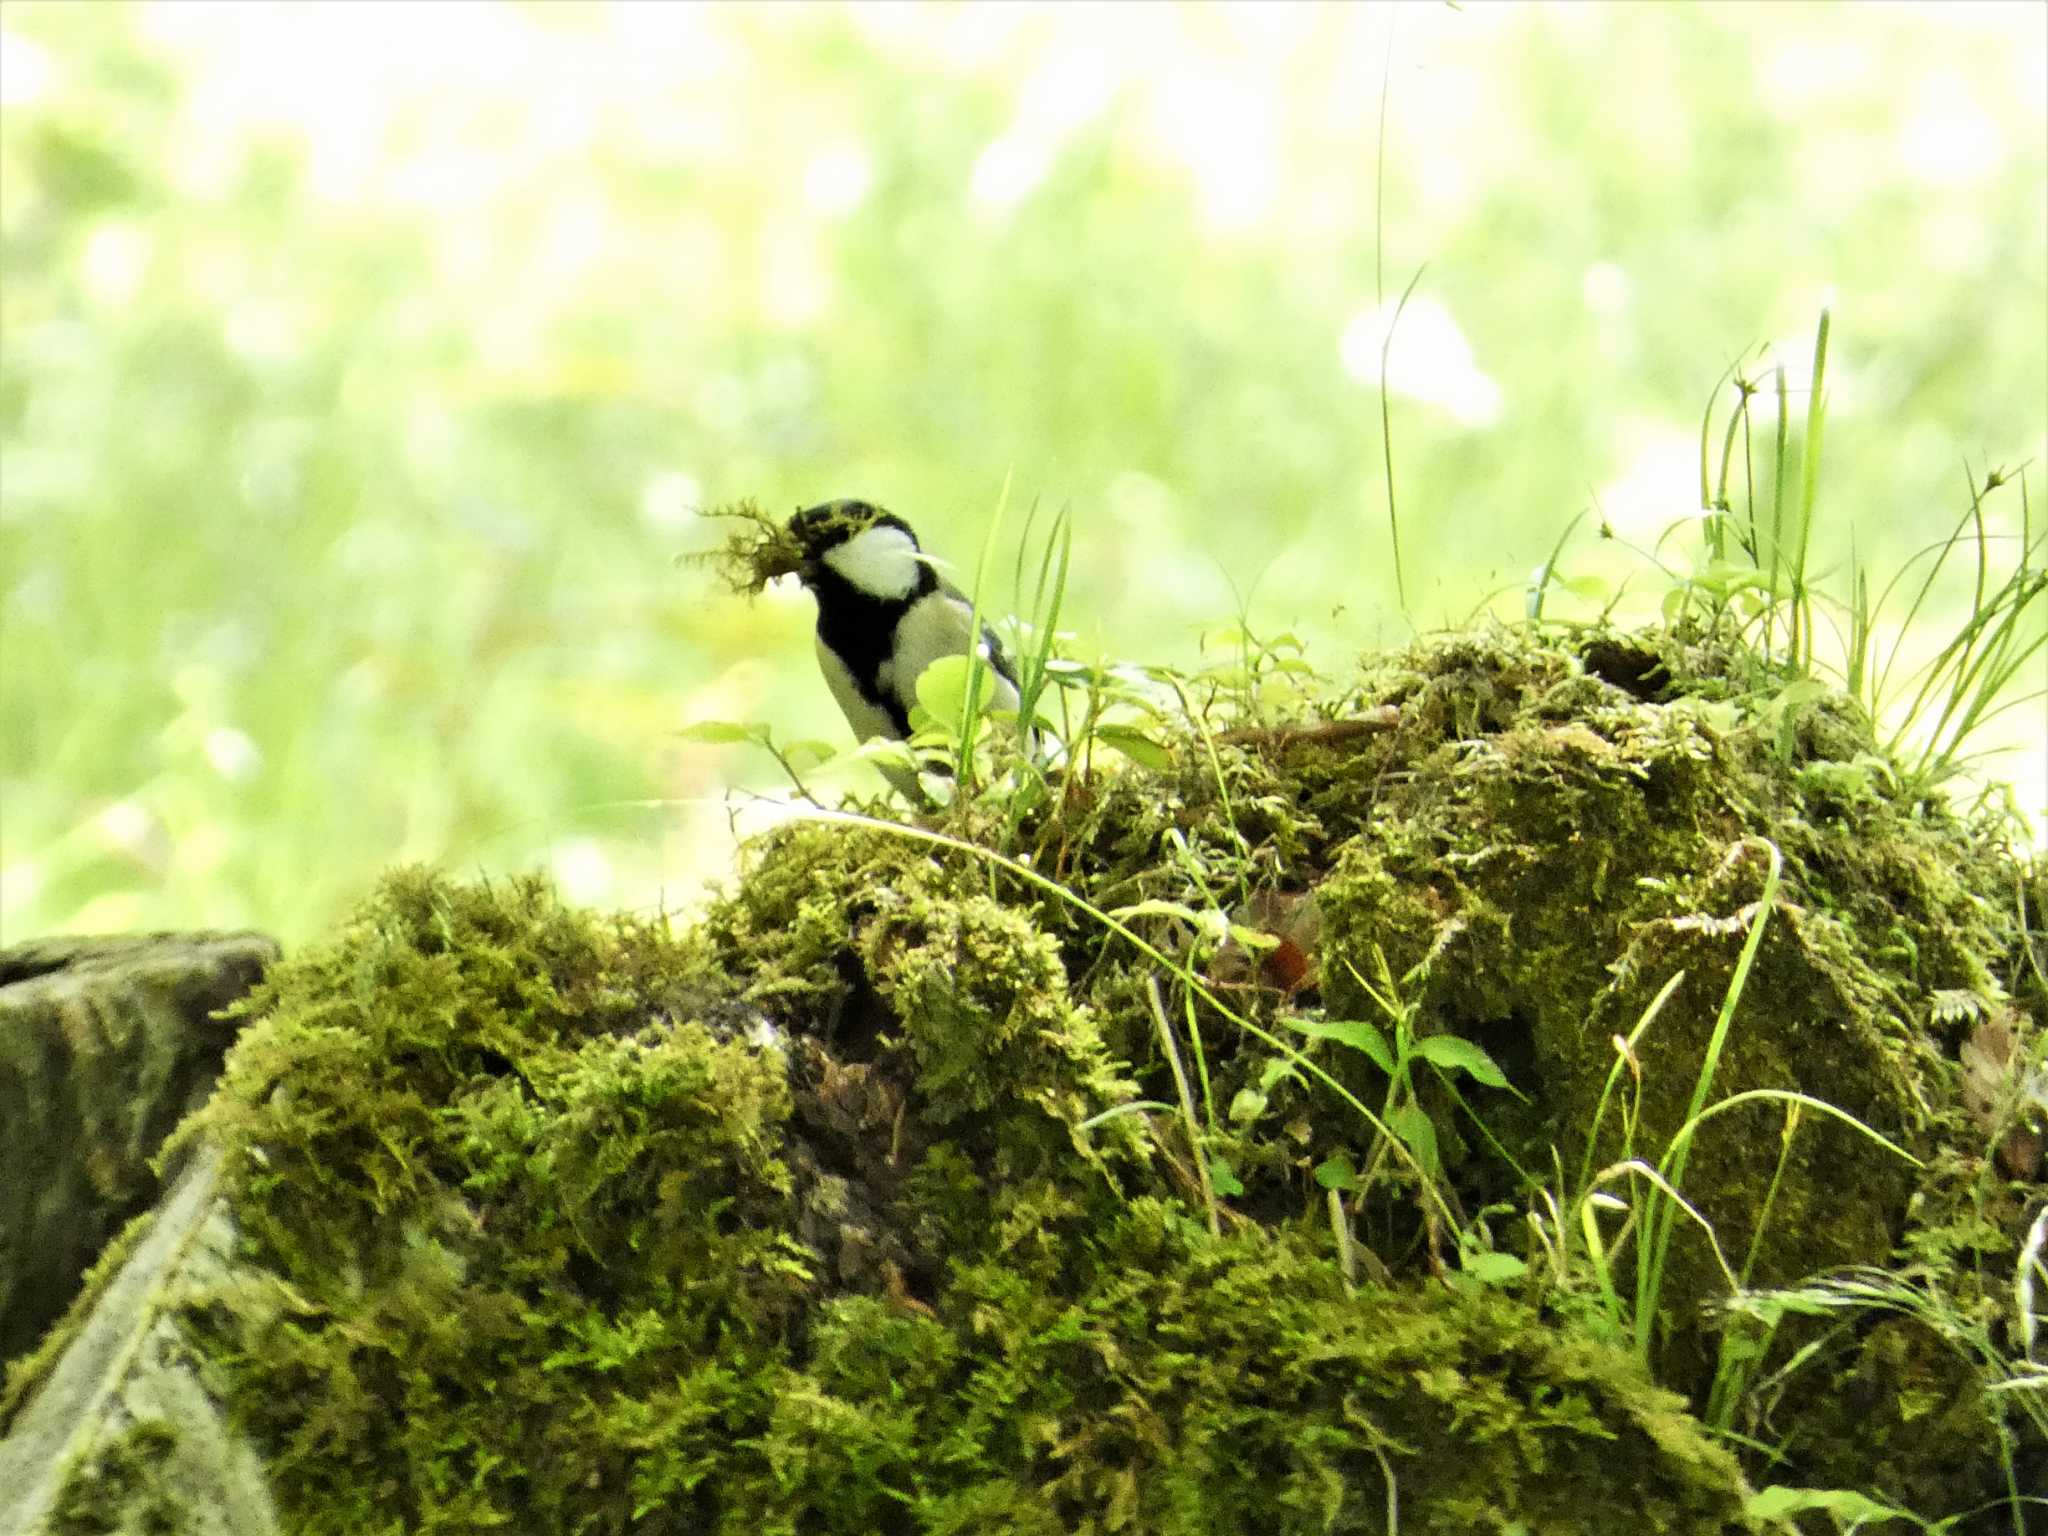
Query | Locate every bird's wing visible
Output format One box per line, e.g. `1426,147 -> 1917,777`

888,591 -> 1021,714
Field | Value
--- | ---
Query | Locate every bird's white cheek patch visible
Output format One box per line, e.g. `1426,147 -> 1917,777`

821,525 -> 922,601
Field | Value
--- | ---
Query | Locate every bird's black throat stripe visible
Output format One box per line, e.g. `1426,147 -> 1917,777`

792,500 -> 1025,746
808,560 -> 936,738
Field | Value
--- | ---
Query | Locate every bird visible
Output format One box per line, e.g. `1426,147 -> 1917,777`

776,498 -> 1026,794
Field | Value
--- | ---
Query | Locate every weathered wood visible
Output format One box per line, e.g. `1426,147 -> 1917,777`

0,1149 -> 280,1536
0,932 -> 276,1364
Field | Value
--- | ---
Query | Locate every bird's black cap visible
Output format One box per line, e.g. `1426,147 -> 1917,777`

787,498 -> 919,559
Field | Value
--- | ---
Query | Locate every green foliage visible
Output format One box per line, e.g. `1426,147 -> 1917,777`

741,621 -> 2039,1526
1542,311 -> 2046,810
1848,468 -> 2047,797
69,614 -> 2033,1531
1746,1484 -> 1955,1534
1288,949 -> 1514,1194
677,718 -> 848,803
4,3 -> 2042,939
180,869 -> 810,1533
165,857 -> 1750,1534
1720,1262 -> 2048,1533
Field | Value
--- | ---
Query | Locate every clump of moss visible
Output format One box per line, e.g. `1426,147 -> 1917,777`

704,820 -> 1134,1127
48,1418 -> 186,1536
689,497 -> 808,596
180,870 -> 808,1532
697,819 -> 1147,1301
966,626 -> 2037,1513
151,624 -> 2041,1532
725,1202 -> 1749,1535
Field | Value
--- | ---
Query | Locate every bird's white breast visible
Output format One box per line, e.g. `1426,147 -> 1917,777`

814,633 -> 901,742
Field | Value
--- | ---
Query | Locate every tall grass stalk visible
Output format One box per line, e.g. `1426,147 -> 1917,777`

1575,971 -> 1686,1198
1379,265 -> 1426,621
1148,977 -> 1221,1238
951,473 -> 1016,790
1632,838 -> 1780,1363
1371,6 -> 1410,622
1009,496 -> 1075,748
1766,362 -> 1791,658
1788,308 -> 1831,671
1854,470 -> 2046,793
1681,311 -> 2041,798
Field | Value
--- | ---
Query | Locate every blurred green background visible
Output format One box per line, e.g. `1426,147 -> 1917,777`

3,0 -> 2043,944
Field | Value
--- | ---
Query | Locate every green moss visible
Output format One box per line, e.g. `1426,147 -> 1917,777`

154,628 -> 2043,1532
1773,1314 -> 2012,1519
179,870 -> 807,1533
719,1206 -> 1747,1536
48,1418 -> 187,1536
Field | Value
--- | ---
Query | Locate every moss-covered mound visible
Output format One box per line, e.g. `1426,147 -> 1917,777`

133,629 -> 2042,1532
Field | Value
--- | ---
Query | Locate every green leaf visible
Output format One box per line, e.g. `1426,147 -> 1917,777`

780,739 -> 841,770
1387,1104 -> 1438,1177
848,738 -> 919,772
1313,1152 -> 1357,1191
1761,677 -> 1831,719
1460,1250 -> 1527,1285
1413,1034 -> 1510,1088
677,720 -> 764,745
1557,573 -> 1609,600
1227,1088 -> 1267,1125
914,654 -> 990,728
1692,559 -> 1773,596
1094,722 -> 1174,770
1744,1486 -> 1912,1525
1208,1155 -> 1245,1198
1287,1017 -> 1395,1075
1257,1058 -> 1302,1093
1107,898 -> 1204,924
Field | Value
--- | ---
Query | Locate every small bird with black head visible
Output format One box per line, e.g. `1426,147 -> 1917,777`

777,499 -> 1026,796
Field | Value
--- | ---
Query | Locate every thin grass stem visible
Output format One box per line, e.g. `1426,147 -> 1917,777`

1148,976 -> 1220,1238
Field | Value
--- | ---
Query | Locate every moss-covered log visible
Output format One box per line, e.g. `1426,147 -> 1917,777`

2,630 -> 2039,1533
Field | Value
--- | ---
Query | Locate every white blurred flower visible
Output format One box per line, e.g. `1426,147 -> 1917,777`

204,727 -> 262,782
98,799 -> 159,853
83,225 -> 151,306
0,28 -> 51,106
1582,262 -> 1632,315
1340,296 -> 1501,427
803,143 -> 874,218
640,471 -> 704,534
551,838 -> 614,905
1593,429 -> 1699,539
